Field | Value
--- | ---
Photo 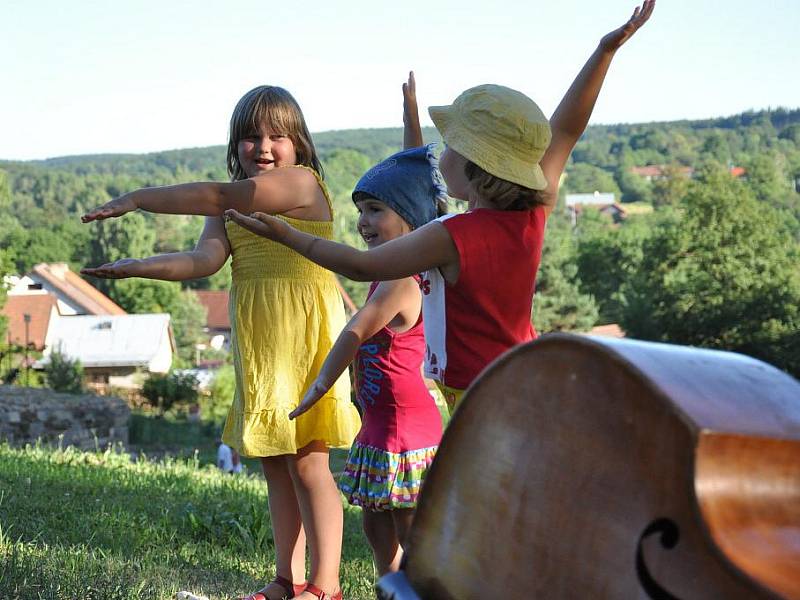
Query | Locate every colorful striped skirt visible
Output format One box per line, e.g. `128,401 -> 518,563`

338,442 -> 438,510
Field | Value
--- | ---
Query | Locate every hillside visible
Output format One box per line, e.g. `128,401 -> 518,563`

1,108 -> 799,374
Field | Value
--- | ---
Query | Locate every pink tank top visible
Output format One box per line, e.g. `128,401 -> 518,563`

354,278 -> 442,453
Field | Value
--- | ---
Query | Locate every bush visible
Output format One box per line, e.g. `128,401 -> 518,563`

142,371 -> 199,413
202,365 -> 235,424
44,349 -> 84,394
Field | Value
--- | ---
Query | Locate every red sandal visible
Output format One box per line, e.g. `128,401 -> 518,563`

301,583 -> 343,600
240,575 -> 308,600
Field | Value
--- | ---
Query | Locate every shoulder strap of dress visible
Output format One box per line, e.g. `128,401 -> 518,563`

291,164 -> 334,217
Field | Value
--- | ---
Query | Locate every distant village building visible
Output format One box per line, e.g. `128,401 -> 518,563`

7,262 -> 126,316
3,294 -> 58,351
194,290 -> 231,351
3,263 -> 174,389
565,192 -> 625,226
35,314 -> 174,389
629,164 -> 746,181
628,165 -> 695,182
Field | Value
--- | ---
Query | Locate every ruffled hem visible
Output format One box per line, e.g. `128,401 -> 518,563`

338,442 -> 437,510
222,394 -> 360,458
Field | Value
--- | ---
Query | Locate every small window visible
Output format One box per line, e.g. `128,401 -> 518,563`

27,283 -> 43,290
94,321 -> 112,330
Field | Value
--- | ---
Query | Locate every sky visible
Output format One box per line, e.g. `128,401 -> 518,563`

1,0 -> 798,161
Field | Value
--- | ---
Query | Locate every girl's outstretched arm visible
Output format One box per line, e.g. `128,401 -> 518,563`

225,209 -> 459,282
289,277 -> 420,419
81,167 -> 323,222
81,217 -> 230,281
539,0 -> 655,212
403,71 -> 424,150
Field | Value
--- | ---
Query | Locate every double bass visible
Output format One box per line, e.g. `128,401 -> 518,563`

378,334 -> 800,599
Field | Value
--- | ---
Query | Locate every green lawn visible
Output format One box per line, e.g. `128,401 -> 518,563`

0,443 -> 376,600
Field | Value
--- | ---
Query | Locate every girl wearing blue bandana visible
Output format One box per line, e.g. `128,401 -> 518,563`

288,105 -> 447,575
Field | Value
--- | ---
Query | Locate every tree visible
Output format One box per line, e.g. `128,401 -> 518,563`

564,163 -> 621,197
533,217 -> 598,333
142,371 -> 199,413
85,212 -> 156,300
650,165 -> 691,209
576,213 -> 652,324
44,348 -> 84,394
615,165 -> 653,204
743,153 -> 791,204
171,290 -> 208,364
620,167 -> 800,375
0,247 -> 13,343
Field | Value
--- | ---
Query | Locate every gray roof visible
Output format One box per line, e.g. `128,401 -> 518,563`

565,192 -> 616,206
37,314 -> 172,368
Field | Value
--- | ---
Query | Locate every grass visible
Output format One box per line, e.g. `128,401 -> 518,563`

0,443 -> 376,600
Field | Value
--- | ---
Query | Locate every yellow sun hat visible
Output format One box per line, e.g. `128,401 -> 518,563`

428,84 -> 552,191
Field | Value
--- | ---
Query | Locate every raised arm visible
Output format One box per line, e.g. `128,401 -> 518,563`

81,167 -> 323,222
403,71 -> 424,149
539,0 -> 655,212
81,217 -> 230,281
225,209 -> 458,282
289,277 -> 420,419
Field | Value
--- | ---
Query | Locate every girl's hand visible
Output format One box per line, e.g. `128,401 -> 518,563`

289,379 -> 330,420
81,194 -> 138,223
403,71 -> 424,149
224,210 -> 291,242
599,0 -> 655,53
81,258 -> 142,279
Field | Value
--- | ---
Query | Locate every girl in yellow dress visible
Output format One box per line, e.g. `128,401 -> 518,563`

82,85 -> 360,600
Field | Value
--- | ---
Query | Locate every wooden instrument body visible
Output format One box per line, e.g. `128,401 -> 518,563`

379,335 -> 800,599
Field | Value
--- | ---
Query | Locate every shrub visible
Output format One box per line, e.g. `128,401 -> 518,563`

142,371 -> 199,413
202,365 -> 235,424
44,349 -> 84,394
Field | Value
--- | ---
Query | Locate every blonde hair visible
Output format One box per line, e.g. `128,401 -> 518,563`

464,161 -> 544,211
226,86 -> 323,181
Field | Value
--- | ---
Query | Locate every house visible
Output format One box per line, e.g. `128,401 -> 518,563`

2,294 -> 59,351
35,314 -> 175,389
194,290 -> 231,350
7,262 -> 126,316
565,192 -> 626,225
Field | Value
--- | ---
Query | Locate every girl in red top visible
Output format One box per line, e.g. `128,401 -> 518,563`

227,2 -> 655,407
288,136 -> 446,575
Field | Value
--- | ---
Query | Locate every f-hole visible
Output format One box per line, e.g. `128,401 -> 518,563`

636,518 -> 682,600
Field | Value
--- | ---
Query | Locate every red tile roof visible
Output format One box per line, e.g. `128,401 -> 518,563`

590,324 -> 626,338
194,290 -> 230,330
30,263 -> 126,315
2,294 -> 58,350
730,166 -> 746,177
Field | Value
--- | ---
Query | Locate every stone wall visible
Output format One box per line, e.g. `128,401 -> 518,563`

0,385 -> 129,449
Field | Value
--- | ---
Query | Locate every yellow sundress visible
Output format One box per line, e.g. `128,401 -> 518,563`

221,166 -> 361,457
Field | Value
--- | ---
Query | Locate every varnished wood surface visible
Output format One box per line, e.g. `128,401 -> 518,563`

399,334 -> 800,599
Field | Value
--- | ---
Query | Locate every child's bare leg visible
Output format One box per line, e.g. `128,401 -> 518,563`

260,456 -> 307,594
362,509 -> 403,576
289,440 -> 342,597
391,508 -> 415,550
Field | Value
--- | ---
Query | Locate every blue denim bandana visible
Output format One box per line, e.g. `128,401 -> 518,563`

352,144 -> 446,230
